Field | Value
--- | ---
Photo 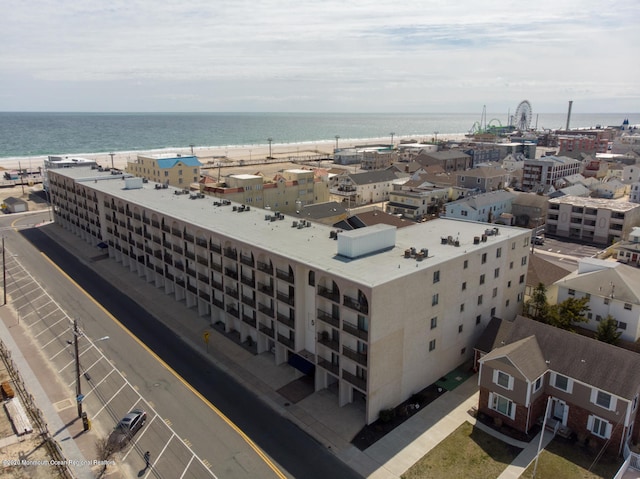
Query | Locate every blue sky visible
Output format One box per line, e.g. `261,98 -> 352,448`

1,0 -> 638,113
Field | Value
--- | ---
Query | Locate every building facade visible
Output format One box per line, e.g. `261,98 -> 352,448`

456,166 -> 511,192
522,156 -> 582,191
126,154 -> 202,188
546,196 -> 640,245
444,190 -> 516,223
48,167 -> 531,425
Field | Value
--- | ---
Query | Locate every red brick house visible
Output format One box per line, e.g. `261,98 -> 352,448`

475,315 -> 640,455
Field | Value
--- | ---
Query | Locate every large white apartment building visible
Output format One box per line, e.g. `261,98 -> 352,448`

522,156 -> 581,191
48,167 -> 531,424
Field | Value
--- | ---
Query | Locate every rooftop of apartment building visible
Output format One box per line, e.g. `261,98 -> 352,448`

548,195 -> 640,211
525,155 -> 581,165
53,167 -> 529,287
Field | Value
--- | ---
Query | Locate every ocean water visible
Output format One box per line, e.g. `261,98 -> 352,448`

0,112 -> 637,160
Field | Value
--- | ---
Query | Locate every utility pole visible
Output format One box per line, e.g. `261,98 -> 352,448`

109,153 -> 115,170
390,132 -> 395,146
335,135 -> 340,150
190,144 -> 195,156
74,319 -> 83,418
2,237 -> 6,305
267,138 -> 273,159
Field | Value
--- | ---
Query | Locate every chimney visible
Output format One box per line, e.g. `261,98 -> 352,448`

566,100 -> 573,130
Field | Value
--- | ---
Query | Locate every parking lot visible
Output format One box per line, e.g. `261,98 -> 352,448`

4,253 -> 215,478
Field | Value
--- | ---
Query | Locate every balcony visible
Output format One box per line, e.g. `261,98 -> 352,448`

196,254 -> 208,266
186,267 -> 197,278
317,358 -> 339,376
317,333 -> 339,352
171,228 -> 182,237
184,232 -> 194,242
161,223 -> 170,233
317,286 -> 340,302
277,333 -> 294,349
342,369 -> 366,391
187,283 -> 197,294
225,287 -> 239,299
174,262 -> 185,272
240,254 -> 254,267
241,295 -> 256,308
317,309 -> 339,328
211,279 -> 223,291
226,305 -> 239,318
185,250 -> 195,260
276,312 -> 295,329
277,291 -> 295,306
152,235 -> 161,244
242,313 -> 257,327
211,262 -> 222,273
151,219 -> 160,228
172,244 -> 184,255
257,282 -> 274,296
210,242 -> 222,254
258,303 -> 275,318
343,345 -> 367,366
212,297 -> 224,309
342,322 -> 368,340
196,237 -> 208,248
225,267 -> 238,280
343,295 -> 368,314
257,261 -> 273,275
241,275 -> 255,288
258,323 -> 275,337
164,253 -> 173,264
224,248 -> 237,260
198,272 -> 209,284
175,277 -> 185,287
275,268 -> 294,284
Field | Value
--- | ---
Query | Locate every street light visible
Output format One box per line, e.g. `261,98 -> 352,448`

335,135 -> 340,150
267,138 -> 273,159
390,132 -> 395,145
190,144 -> 195,156
434,131 -> 439,143
109,153 -> 115,170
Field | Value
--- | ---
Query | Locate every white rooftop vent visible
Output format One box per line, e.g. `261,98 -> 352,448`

337,224 -> 396,259
124,177 -> 143,190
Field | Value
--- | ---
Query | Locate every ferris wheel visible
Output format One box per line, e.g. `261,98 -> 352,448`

513,100 -> 532,131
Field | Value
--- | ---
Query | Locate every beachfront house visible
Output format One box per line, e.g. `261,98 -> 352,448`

126,153 -> 202,188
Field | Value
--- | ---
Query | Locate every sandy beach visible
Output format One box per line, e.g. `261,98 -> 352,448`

0,134 -> 468,173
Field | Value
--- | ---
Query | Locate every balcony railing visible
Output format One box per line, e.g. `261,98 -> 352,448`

198,272 -> 209,284
342,345 -> 367,366
317,333 -> 339,352
211,279 -> 223,291
257,261 -> 273,274
258,303 -> 275,317
241,295 -> 256,308
212,297 -> 224,309
210,242 -> 222,254
171,228 -> 182,237
257,282 -> 274,296
317,358 -> 339,376
226,305 -> 239,318
317,286 -> 340,302
225,287 -> 239,299
342,369 -> 366,391
196,254 -> 208,266
241,275 -> 255,288
258,323 -> 274,337
276,312 -> 295,329
242,313 -> 257,327
275,268 -> 294,283
240,254 -> 254,267
224,248 -> 237,259
277,333 -> 294,349
343,295 -> 368,314
317,309 -> 339,328
198,291 -> 210,302
277,291 -> 295,306
184,232 -> 194,242
224,268 -> 238,280
185,250 -> 195,260
211,262 -> 222,273
196,237 -> 208,248
342,322 -> 368,340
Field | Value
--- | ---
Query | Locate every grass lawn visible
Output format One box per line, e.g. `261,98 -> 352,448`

401,421 -> 522,479
520,437 -> 623,479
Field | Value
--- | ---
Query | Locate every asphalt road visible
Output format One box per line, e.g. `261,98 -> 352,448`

8,212 -> 361,479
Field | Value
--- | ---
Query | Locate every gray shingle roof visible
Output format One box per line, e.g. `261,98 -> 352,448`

555,264 -> 640,304
348,170 -> 401,185
477,315 -> 640,399
481,336 -> 548,381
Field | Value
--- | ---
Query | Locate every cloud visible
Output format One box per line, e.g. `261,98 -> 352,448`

1,0 -> 639,111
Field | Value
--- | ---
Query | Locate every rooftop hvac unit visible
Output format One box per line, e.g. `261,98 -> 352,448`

245,206 -> 250,211
297,223 -> 304,229
421,248 -> 428,257
441,237 -> 448,244
265,215 -> 271,221
404,249 -> 411,258
415,252 -> 424,261
481,235 -> 487,242
232,206 -> 238,211
474,236 -> 480,245
330,230 -> 337,239
270,216 -> 276,222
454,240 -> 460,247
305,221 -> 311,227
292,221 -> 298,228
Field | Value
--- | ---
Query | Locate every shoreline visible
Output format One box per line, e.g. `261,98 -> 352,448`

0,133 -> 469,172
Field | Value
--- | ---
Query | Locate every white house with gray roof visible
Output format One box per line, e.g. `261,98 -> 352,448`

48,166 -> 531,425
444,190 -> 516,224
555,259 -> 640,341
329,170 -> 407,206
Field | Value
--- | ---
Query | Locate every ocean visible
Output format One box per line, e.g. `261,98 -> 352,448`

0,112 -> 637,161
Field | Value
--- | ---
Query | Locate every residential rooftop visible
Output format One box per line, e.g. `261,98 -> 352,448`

548,195 -> 640,211
53,167 -> 531,288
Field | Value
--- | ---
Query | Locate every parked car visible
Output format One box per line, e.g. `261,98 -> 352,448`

107,409 -> 147,450
533,236 -> 545,245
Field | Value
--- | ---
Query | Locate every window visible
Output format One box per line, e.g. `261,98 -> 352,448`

461,347 -> 466,355
463,260 -> 468,269
494,370 -> 513,389
592,390 -> 615,410
604,298 -> 610,305
458,324 -> 463,333
512,241 -> 516,250
618,321 -> 627,330
510,261 -> 514,270
164,171 -> 169,177
568,289 -> 575,296
462,282 -> 467,291
482,253 -> 487,264
625,303 -> 632,310
477,295 -> 483,305
432,294 -> 439,306
480,274 -> 485,285
507,281 -> 512,288
433,270 -> 440,283
308,271 -> 315,286
491,307 -> 496,317
492,287 -> 498,298
521,256 -> 527,266
490,393 -> 515,419
476,315 -> 482,325
553,374 -> 572,393
534,376 -> 543,392
429,339 -> 436,352
506,299 -> 510,307
519,274 -> 525,284
496,247 -> 502,258
460,303 -> 465,312
595,315 -> 602,322
588,415 -> 611,439
494,268 -> 500,278
430,317 -> 437,329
